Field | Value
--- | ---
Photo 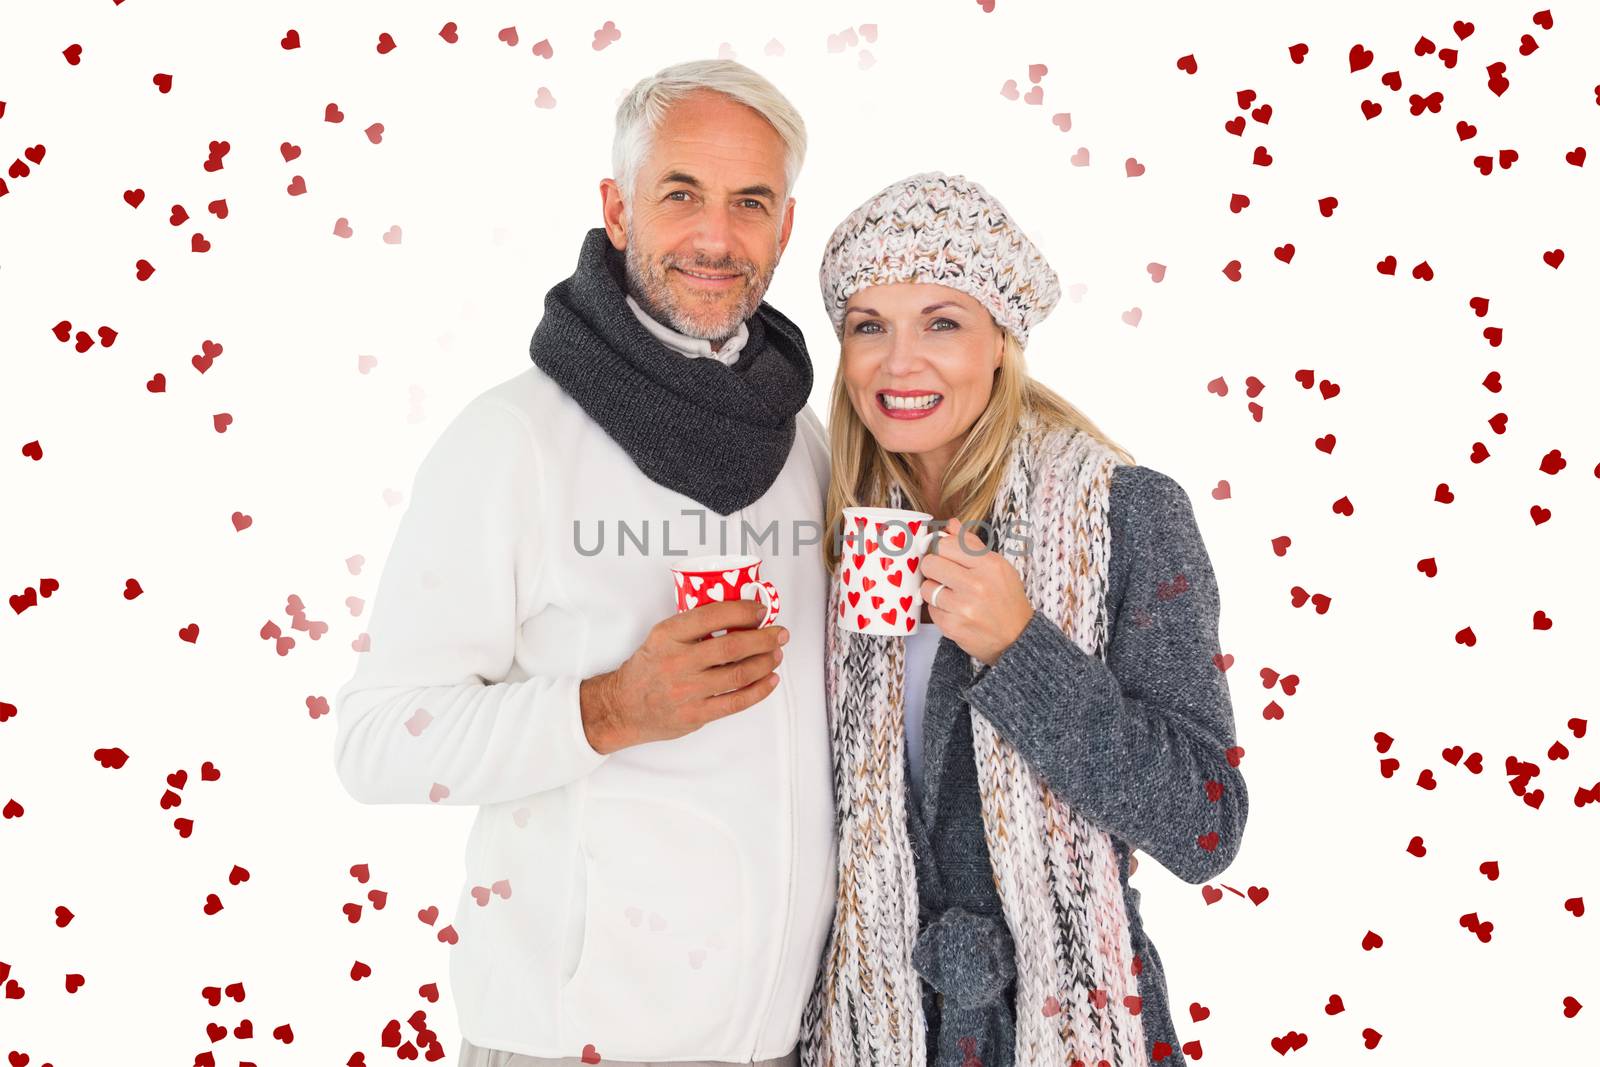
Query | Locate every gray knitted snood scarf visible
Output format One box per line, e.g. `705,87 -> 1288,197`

529,227 -> 814,516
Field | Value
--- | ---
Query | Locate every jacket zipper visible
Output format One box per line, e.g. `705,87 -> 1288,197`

747,610 -> 797,1060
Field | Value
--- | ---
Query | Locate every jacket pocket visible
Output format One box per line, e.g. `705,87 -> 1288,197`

559,795 -> 748,1057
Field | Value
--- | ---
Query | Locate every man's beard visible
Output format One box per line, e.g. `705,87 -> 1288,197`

623,221 -> 777,343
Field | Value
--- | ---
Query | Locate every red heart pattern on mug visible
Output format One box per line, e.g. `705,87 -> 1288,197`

838,511 -> 935,635
673,556 -> 781,636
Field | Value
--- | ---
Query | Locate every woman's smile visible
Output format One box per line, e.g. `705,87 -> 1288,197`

877,389 -> 945,419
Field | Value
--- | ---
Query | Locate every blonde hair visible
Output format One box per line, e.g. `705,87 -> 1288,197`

821,330 -> 1136,574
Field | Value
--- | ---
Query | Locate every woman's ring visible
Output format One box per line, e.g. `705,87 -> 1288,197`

929,583 -> 943,610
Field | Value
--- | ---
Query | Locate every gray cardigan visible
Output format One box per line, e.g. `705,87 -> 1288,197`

903,464 -> 1248,1067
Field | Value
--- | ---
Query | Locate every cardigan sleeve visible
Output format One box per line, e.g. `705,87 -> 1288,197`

960,465 -> 1247,884
332,397 -> 610,806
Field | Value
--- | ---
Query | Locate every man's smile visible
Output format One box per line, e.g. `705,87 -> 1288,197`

673,266 -> 743,287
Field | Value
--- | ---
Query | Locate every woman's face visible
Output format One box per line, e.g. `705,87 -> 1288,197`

840,282 -> 1003,463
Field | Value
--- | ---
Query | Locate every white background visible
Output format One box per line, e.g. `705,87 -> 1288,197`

2,0 -> 1596,1063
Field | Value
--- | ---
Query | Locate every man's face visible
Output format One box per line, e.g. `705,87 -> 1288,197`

604,89 -> 795,344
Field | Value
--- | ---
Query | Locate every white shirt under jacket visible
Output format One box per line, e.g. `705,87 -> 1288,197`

333,298 -> 836,1062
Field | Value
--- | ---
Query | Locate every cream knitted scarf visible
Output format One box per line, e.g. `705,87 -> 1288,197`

800,409 -> 1150,1066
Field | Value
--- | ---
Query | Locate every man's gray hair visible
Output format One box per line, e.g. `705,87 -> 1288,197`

612,59 -> 807,204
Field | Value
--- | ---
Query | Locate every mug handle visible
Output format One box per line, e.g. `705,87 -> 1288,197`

743,579 -> 781,629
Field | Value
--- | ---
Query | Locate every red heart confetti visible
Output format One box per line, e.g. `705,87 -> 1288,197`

6,15 -> 1598,1065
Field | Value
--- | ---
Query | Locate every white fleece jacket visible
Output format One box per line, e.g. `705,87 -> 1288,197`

333,354 -> 836,1062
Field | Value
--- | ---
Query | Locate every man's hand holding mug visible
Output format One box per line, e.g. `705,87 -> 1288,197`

579,556 -> 786,755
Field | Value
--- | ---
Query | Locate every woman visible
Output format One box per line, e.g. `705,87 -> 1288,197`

798,173 -> 1249,1067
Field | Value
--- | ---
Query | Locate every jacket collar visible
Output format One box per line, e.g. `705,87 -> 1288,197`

624,293 -> 749,366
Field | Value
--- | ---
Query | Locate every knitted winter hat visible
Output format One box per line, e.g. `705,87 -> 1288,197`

818,171 -> 1061,347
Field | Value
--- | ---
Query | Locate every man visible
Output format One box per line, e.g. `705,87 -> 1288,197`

333,60 -> 833,1067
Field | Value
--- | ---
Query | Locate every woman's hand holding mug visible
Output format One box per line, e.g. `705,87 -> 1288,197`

920,517 -> 1035,667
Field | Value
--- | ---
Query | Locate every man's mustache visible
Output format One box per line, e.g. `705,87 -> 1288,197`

660,254 -> 756,280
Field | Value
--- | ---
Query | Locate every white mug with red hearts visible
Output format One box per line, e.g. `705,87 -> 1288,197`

671,554 -> 781,639
836,507 -> 935,636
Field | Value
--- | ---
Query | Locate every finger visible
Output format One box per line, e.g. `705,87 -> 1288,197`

922,523 -> 992,597
915,550 -> 960,591
931,518 -> 985,568
698,645 -> 783,700
690,620 -> 786,667
696,670 -> 782,723
670,598 -> 771,643
921,578 -> 959,616
924,525 -> 967,571
947,517 -> 992,560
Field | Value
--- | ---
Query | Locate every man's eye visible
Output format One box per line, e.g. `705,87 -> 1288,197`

667,190 -> 692,201
740,199 -> 767,210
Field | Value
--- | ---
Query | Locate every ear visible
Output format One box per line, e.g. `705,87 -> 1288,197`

600,178 -> 627,250
776,197 -> 797,258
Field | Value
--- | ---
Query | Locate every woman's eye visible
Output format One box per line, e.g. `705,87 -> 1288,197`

930,318 -> 958,331
852,321 -> 884,334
